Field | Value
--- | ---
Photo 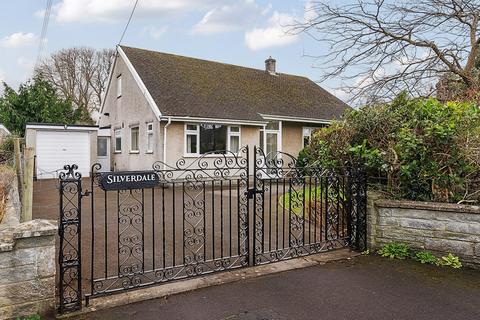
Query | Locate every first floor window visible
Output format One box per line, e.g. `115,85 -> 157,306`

185,124 -> 240,155
117,75 -> 122,98
146,122 -> 154,153
130,126 -> 139,152
114,129 -> 122,152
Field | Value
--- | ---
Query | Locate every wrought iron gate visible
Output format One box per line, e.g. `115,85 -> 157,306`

252,147 -> 367,264
58,146 -> 366,313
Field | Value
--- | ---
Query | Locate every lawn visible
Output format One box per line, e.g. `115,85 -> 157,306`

278,185 -> 345,218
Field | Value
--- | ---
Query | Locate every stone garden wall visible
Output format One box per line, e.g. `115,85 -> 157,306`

368,194 -> 480,268
0,178 -> 57,319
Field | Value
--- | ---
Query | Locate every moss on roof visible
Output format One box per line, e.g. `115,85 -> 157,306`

120,45 -> 350,121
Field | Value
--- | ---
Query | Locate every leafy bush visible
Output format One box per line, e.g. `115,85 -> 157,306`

415,251 -> 438,264
438,253 -> 462,269
0,76 -> 90,136
302,93 -> 480,203
377,242 -> 410,259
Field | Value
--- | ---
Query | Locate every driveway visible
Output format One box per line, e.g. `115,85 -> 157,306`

33,177 -> 345,299
72,255 -> 480,320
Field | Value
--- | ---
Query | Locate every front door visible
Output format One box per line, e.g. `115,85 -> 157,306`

97,137 -> 110,172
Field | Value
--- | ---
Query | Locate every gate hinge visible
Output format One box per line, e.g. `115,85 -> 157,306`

246,187 -> 263,199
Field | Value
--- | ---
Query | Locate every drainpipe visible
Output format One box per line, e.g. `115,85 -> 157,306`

163,117 -> 172,170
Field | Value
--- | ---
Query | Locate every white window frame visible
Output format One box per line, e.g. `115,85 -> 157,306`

117,75 -> 122,98
227,126 -> 241,154
302,126 -> 320,148
184,123 -> 200,156
184,123 -> 241,156
146,122 -> 154,153
114,129 -> 122,153
130,125 -> 140,153
259,121 -> 282,154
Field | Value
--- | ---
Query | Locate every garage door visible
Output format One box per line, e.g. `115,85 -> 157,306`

36,131 -> 90,179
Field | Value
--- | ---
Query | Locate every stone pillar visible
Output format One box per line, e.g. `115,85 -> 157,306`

0,219 -> 57,319
366,192 -> 382,249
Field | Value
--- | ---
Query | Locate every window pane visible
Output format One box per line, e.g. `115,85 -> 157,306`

115,137 -> 122,151
187,134 -> 197,153
131,127 -> 139,151
200,124 -> 226,154
229,135 -> 239,153
259,131 -> 264,149
98,138 -> 108,157
266,132 -> 278,154
230,126 -> 240,133
304,136 -> 310,147
147,133 -> 153,151
186,124 -> 197,131
117,76 -> 122,97
147,123 -> 153,131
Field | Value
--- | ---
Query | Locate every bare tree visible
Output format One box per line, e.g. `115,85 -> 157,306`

293,0 -> 480,101
35,47 -> 115,119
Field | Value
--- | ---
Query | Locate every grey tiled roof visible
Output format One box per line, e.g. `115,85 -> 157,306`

121,46 -> 350,122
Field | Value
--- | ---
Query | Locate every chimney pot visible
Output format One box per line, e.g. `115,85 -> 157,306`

265,56 -> 276,75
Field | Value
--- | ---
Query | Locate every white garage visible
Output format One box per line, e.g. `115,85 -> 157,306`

25,124 -> 98,179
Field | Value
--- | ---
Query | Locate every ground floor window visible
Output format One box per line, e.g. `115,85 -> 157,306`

146,122 -> 154,153
114,129 -> 122,153
130,126 -> 139,153
260,121 -> 281,156
185,123 -> 241,155
302,126 -> 323,148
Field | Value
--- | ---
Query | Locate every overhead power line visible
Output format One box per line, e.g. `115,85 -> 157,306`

118,0 -> 140,45
35,0 -> 53,70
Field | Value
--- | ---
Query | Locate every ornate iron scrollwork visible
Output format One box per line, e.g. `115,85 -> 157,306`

58,164 -> 83,313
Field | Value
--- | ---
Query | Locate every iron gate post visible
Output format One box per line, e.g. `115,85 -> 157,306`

351,164 -> 368,251
58,164 -> 83,313
345,165 -> 353,246
251,145 -> 257,267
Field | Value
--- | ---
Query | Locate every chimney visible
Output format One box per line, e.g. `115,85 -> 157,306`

265,56 -> 276,75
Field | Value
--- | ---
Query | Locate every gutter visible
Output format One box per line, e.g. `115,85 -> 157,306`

163,117 -> 172,170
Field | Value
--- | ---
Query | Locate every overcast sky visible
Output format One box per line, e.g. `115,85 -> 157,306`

0,0 -> 347,100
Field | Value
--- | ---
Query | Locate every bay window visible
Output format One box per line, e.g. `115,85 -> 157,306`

185,123 -> 241,155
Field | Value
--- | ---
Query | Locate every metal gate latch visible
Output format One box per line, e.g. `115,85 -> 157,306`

246,187 -> 263,199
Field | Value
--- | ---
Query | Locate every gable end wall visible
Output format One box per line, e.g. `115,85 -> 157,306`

98,53 -> 163,171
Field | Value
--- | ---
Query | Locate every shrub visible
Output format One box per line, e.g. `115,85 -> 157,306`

415,251 -> 438,264
438,253 -> 462,269
378,242 -> 410,259
302,93 -> 480,203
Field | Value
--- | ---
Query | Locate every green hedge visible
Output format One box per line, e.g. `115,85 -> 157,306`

302,93 -> 480,203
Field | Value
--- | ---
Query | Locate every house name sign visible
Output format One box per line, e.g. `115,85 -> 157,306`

99,171 -> 159,190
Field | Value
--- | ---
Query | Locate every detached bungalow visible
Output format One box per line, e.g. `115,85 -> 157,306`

97,46 -> 349,171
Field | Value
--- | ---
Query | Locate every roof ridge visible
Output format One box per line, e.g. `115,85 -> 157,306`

119,45 -> 311,80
